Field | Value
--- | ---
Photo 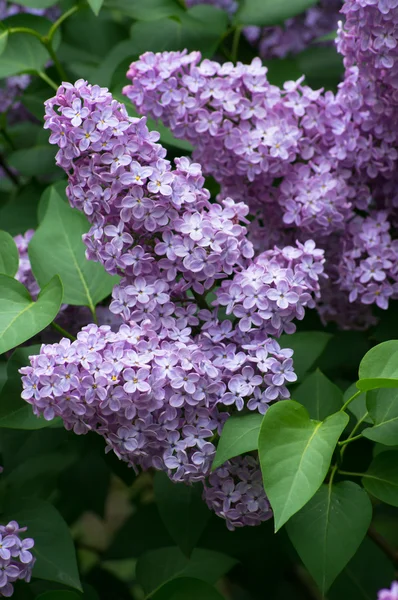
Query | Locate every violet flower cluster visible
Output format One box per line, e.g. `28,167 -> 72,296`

14,231 -> 40,298
0,521 -> 35,598
378,582 -> 398,600
21,79 -> 326,529
123,0 -> 398,322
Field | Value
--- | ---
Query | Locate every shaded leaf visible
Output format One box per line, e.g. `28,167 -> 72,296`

279,331 -> 332,381
362,450 -> 398,507
0,230 -> 19,277
293,369 -> 343,420
104,0 -> 185,20
258,401 -> 348,530
4,498 -> 81,590
212,413 -> 263,470
0,345 -> 57,429
153,578 -> 225,600
8,146 -> 59,178
0,275 -> 63,354
235,0 -> 318,26
343,383 -> 371,424
136,547 -> 236,599
154,472 -> 211,557
286,482 -> 372,593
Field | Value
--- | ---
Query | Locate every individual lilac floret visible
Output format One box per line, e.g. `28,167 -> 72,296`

203,455 -> 272,530
20,323 -> 292,482
0,520 -> 35,598
378,582 -> 398,600
14,231 -> 40,298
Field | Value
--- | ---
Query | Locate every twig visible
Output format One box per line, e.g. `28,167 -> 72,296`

368,525 -> 398,566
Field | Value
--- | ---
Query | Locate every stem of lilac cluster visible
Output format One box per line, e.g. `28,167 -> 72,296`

90,305 -> 98,324
50,322 -> 77,341
340,388 -> 362,413
37,70 -> 58,91
231,26 -> 242,63
0,152 -> 19,185
368,525 -> 398,566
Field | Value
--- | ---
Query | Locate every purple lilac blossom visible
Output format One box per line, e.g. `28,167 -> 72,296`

123,0 -> 398,318
19,322 -> 292,484
204,455 -> 272,530
379,582 -> 398,600
14,231 -> 40,298
36,80 -> 327,529
0,520 -> 35,598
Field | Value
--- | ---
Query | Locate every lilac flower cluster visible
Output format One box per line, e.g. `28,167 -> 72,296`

204,455 -> 271,530
20,322 -> 289,482
378,582 -> 398,600
123,0 -> 398,318
0,521 -> 35,598
34,79 -> 328,529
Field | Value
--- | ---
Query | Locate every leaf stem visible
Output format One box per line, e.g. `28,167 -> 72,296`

368,525 -> 398,566
340,389 -> 362,413
89,305 -> 98,324
338,470 -> 364,478
340,410 -> 369,459
338,433 -> 363,447
47,5 -> 79,43
50,322 -> 77,341
37,70 -> 58,91
6,26 -> 43,41
41,39 -> 67,81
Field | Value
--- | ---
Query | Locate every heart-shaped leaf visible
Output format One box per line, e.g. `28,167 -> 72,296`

212,412 -> 263,470
286,481 -> 372,593
0,275 -> 63,354
235,0 -> 318,26
258,400 -> 348,530
363,388 -> 398,446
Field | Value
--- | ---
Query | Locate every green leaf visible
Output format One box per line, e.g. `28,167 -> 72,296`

0,15 -> 60,78
363,388 -> 398,446
0,345 -> 57,429
279,331 -> 332,381
104,0 -> 185,20
87,0 -> 104,15
0,182 -> 43,235
357,340 -> 398,391
4,498 -> 81,590
343,383 -> 371,424
0,29 -> 8,56
136,547 -> 236,599
154,473 -> 211,557
29,185 -> 118,310
0,275 -> 63,354
286,482 -> 372,593
362,450 -> 398,507
258,401 -> 349,530
293,369 -> 343,420
11,0 -> 58,7
235,0 -> 318,26
328,537 -> 395,600
128,6 -> 228,58
8,146 -> 59,178
0,230 -> 19,277
153,578 -> 225,600
212,413 -> 263,470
